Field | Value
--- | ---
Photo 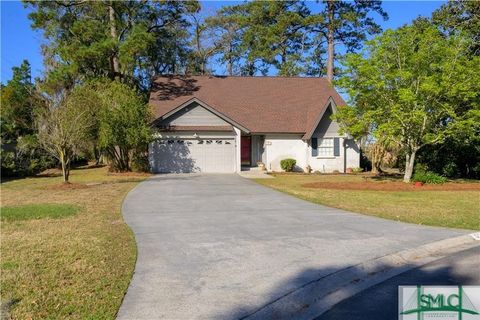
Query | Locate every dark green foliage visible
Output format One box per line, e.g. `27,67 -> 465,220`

1,61 -> 55,177
432,0 -> 480,53
24,0 -> 199,92
309,0 -> 388,80
1,204 -> 79,222
280,158 -> 297,172
96,81 -> 152,172
416,138 -> 480,179
1,60 -> 35,141
2,135 -> 56,178
334,19 -> 479,182
210,1 -> 387,77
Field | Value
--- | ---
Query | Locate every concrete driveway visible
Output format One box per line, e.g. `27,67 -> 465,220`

117,174 -> 467,320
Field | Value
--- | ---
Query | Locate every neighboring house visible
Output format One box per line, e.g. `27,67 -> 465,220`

149,75 -> 360,173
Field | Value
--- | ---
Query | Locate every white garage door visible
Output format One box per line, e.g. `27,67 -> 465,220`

149,137 -> 235,173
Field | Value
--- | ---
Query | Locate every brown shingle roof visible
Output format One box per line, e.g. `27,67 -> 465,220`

149,75 -> 346,135
158,125 -> 233,132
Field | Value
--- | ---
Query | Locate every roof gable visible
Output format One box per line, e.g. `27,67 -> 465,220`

154,98 -> 250,133
149,76 -> 346,135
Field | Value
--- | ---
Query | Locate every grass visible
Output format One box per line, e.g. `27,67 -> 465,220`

255,173 -> 480,230
1,203 -> 80,222
0,166 -> 148,319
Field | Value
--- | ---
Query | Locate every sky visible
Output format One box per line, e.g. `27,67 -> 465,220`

1,0 -> 446,84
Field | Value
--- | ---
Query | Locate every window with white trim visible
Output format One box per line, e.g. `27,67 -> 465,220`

318,138 -> 334,157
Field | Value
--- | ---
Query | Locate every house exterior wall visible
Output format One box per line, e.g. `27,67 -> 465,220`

307,106 -> 360,172
233,127 -> 241,173
261,107 -> 360,173
314,108 -> 341,136
306,138 -> 360,173
158,102 -> 229,126
263,134 -> 307,172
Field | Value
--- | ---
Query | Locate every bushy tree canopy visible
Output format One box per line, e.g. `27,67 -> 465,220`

24,0 -> 199,91
96,81 -> 152,172
334,20 -> 480,182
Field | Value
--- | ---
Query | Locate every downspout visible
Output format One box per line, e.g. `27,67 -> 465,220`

343,139 -> 347,173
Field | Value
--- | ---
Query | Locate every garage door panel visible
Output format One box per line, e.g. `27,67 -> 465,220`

149,136 -> 235,173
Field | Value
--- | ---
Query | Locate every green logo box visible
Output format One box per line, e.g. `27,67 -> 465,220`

399,286 -> 480,320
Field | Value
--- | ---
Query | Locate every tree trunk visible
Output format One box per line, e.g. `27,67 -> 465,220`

227,59 -> 233,76
109,1 -> 120,80
227,44 -> 233,75
60,150 -> 70,183
247,61 -> 255,76
403,151 -> 416,183
326,0 -> 335,83
93,145 -> 101,165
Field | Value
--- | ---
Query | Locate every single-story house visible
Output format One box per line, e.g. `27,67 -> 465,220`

148,75 -> 360,173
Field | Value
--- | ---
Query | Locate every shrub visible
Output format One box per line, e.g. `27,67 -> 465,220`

412,171 -> 447,184
414,163 -> 428,174
280,158 -> 296,172
442,162 -> 459,178
352,167 -> 363,174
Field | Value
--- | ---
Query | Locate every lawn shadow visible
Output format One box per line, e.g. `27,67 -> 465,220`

0,298 -> 20,320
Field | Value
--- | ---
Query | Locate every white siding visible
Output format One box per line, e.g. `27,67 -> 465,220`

160,103 -> 229,126
261,105 -> 360,173
307,106 -> 360,172
307,138 -> 360,173
263,135 -> 307,172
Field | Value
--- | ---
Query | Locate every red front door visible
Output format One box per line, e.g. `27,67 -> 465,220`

241,136 -> 251,166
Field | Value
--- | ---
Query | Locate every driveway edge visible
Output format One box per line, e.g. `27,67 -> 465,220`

244,233 -> 480,320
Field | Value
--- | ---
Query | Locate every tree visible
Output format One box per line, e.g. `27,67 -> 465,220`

24,0 -> 199,92
187,10 -> 217,75
206,6 -> 244,75
37,90 -> 94,182
239,1 -> 311,76
1,60 -> 55,177
335,21 -> 480,182
311,0 -> 387,81
432,0 -> 480,53
1,60 -> 35,141
207,1 -> 311,76
96,81 -> 152,172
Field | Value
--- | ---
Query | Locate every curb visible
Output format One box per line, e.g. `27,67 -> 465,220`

243,233 -> 480,320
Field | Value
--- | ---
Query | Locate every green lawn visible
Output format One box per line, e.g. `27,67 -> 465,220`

0,166 -> 148,319
255,174 -> 480,230
1,203 -> 80,222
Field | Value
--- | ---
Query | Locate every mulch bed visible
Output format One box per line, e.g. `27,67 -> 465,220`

302,181 -> 480,191
46,183 -> 90,190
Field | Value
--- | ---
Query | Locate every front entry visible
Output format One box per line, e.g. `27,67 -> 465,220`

241,136 -> 251,166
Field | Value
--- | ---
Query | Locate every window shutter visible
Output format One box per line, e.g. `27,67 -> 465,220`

333,137 -> 340,156
311,138 -> 318,157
